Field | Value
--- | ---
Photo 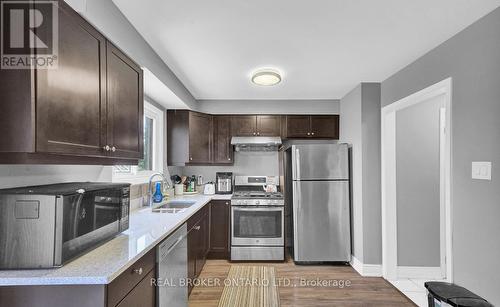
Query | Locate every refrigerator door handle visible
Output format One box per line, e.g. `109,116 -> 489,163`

294,148 -> 301,180
292,181 -> 301,259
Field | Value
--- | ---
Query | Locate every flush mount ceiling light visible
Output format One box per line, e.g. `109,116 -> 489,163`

251,69 -> 282,86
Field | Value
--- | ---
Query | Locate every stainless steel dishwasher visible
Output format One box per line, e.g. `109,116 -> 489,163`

157,223 -> 188,307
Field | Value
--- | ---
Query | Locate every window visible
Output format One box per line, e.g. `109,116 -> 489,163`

113,101 -> 164,183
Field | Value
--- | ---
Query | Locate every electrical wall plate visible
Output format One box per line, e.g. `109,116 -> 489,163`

471,162 -> 492,180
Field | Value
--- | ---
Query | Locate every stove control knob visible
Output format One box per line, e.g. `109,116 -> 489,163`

255,201 -> 260,205
243,200 -> 248,204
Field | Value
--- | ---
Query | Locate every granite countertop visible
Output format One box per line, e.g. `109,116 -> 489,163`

0,193 -> 232,286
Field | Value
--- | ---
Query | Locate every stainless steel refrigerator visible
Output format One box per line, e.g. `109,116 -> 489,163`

285,143 -> 351,263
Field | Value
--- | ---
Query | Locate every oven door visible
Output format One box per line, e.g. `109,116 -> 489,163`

231,206 -> 284,246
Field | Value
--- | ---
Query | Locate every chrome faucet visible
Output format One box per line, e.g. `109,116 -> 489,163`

147,173 -> 170,207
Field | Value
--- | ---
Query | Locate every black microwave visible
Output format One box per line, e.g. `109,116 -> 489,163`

0,182 -> 130,269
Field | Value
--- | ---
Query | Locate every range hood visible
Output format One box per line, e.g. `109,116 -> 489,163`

231,136 -> 282,152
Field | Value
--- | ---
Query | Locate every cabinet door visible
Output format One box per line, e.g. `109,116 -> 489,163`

106,42 -> 144,159
195,213 -> 209,277
257,116 -> 281,136
36,3 -> 106,156
116,269 -> 155,307
188,112 -> 212,163
285,116 -> 311,138
209,201 -> 230,259
310,115 -> 339,139
231,116 -> 257,136
187,225 -> 197,295
213,116 -> 233,164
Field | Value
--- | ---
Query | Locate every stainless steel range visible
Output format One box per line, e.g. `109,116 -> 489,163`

231,176 -> 284,261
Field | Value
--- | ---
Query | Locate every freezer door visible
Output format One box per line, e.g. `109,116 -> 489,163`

293,180 -> 351,262
292,144 -> 349,180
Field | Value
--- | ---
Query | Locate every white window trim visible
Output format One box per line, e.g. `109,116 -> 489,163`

113,101 -> 164,184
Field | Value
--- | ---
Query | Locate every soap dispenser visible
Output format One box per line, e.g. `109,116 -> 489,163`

153,182 -> 163,203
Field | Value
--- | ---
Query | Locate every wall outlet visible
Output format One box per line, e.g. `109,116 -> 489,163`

471,162 -> 492,180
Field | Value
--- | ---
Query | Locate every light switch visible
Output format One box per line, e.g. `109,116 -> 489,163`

472,162 -> 492,180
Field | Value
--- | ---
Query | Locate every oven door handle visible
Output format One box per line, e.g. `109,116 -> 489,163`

232,206 -> 284,212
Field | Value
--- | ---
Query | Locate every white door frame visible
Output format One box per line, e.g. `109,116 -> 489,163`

381,78 -> 452,282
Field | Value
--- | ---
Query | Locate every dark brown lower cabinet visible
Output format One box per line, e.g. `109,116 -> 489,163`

187,203 -> 210,295
208,200 -> 230,259
116,269 -> 155,307
0,249 -> 156,307
107,249 -> 155,307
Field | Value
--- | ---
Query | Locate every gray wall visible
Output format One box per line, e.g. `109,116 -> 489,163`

0,166 -> 111,189
64,0 -> 197,110
169,151 -> 280,183
360,83 -> 382,265
340,83 -> 381,265
396,96 -> 443,267
382,7 -> 500,304
339,85 -> 364,262
198,99 -> 339,114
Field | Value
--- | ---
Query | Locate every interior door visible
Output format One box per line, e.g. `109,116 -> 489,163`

257,115 -> 281,136
106,42 -> 144,159
293,181 -> 350,262
36,3 -> 106,156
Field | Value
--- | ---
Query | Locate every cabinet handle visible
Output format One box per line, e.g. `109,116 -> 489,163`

311,132 -> 315,136
307,133 -> 311,136
190,157 -> 193,161
228,158 -> 231,161
103,145 -> 110,152
253,132 -> 256,136
257,132 -> 260,136
133,267 -> 143,275
194,225 -> 201,231
111,146 -> 116,152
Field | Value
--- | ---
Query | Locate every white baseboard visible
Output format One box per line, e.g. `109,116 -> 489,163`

350,255 -> 382,277
397,266 -> 443,279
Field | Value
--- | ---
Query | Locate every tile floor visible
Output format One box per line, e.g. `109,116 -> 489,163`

389,278 -> 444,306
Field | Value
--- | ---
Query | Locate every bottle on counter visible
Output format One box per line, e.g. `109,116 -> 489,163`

153,182 -> 163,203
190,175 -> 196,192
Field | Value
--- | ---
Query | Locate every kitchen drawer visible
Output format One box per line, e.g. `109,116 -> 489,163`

107,249 -> 155,307
115,269 -> 155,307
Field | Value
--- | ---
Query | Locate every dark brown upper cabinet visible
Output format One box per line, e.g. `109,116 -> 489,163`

285,116 -> 311,138
310,115 -> 339,139
231,115 -> 257,136
285,115 -> 339,139
257,115 -> 281,136
167,110 -> 213,165
36,4 -> 107,157
0,0 -> 143,165
232,115 -> 281,136
213,116 -> 233,164
106,42 -> 144,159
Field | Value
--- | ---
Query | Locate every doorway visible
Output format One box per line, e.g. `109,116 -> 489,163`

381,78 -> 452,285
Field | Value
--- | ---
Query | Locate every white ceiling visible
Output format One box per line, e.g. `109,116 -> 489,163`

114,0 -> 500,100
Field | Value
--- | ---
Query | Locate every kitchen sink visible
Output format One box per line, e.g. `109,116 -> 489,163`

152,200 -> 197,213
